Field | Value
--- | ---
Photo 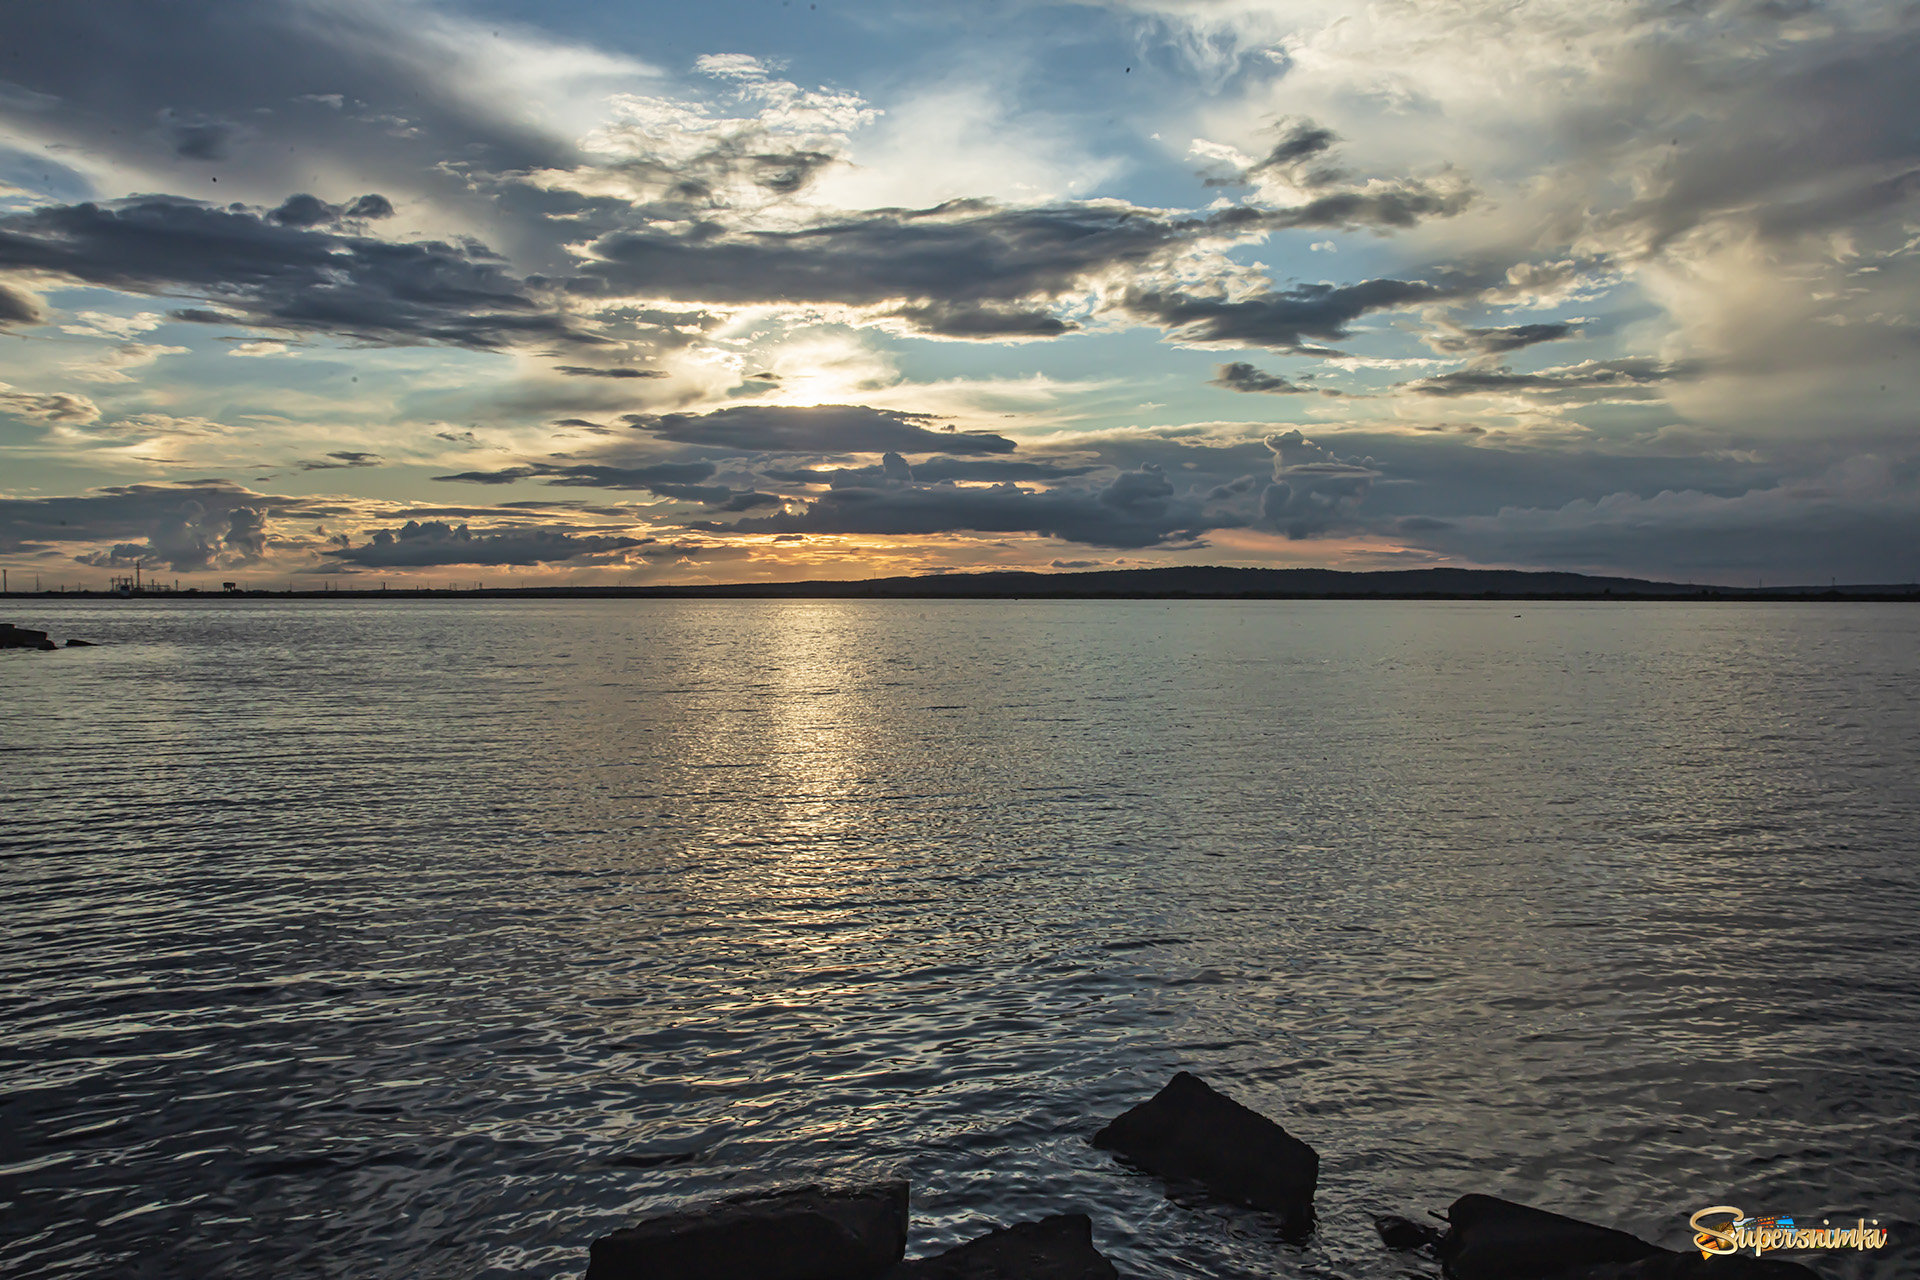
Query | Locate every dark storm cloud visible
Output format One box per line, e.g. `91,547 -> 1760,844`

1280,429 -> 1784,526
1120,277 -> 1468,351
323,519 -> 647,567
1194,119 -> 1469,228
268,192 -> 395,227
0,196 -> 588,349
695,464 -> 1220,549
575,199 -> 1221,317
0,1 -> 580,186
432,467 -> 540,485
647,485 -> 783,511
1392,462 -> 1920,585
1264,183 -> 1472,231
167,307 -> 249,326
625,404 -> 1017,456
297,450 -> 383,471
434,460 -> 716,487
572,194 -> 1468,339
887,301 -> 1078,339
1255,429 -> 1379,539
1251,122 -> 1338,174
896,456 -> 1101,483
431,458 -> 773,508
1602,23 -> 1920,255
161,111 -> 240,161
552,365 -> 666,378
761,457 -> 1098,485
1211,361 -> 1311,394
1428,322 -> 1581,356
0,481 -> 334,571
1405,357 -> 1697,398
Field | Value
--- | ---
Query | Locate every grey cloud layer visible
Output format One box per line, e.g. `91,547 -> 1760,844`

0,197 -> 586,349
0,0 -> 582,194
323,520 -> 649,567
695,463 -> 1216,549
573,197 -> 1466,339
627,404 -> 1017,455
1212,361 -> 1312,394
0,482 -> 334,570
1405,358 -> 1698,398
1121,277 -> 1472,350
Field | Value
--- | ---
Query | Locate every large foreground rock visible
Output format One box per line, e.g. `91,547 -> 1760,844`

887,1214 -> 1119,1279
1092,1070 -> 1317,1241
586,1182 -> 909,1280
1379,1195 -> 1820,1280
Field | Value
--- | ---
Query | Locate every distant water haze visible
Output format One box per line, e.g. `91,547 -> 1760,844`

3,600 -> 1917,1278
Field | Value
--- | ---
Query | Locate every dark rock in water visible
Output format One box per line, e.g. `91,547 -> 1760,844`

887,1214 -> 1118,1279
65,638 -> 97,647
586,1182 -> 909,1280
1378,1212 -> 1446,1252
1438,1195 -> 1670,1279
1092,1070 -> 1317,1240
1,624 -> 51,649
1384,1195 -> 1826,1280
35,639 -> 57,651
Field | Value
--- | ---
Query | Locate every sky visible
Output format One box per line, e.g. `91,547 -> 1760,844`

1,0 -> 1916,587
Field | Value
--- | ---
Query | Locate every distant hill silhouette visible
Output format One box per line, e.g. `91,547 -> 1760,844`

14,566 -> 1916,600
520,566 -> 1917,600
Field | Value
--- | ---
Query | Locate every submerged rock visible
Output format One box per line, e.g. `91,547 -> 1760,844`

1092,1070 -> 1317,1241
586,1182 -> 909,1280
65,638 -> 96,647
1376,1212 -> 1446,1252
887,1214 -> 1118,1279
1376,1195 -> 1823,1280
1439,1195 -> 1667,1278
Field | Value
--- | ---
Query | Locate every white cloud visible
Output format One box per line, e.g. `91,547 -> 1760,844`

59,310 -> 166,340
66,341 -> 189,383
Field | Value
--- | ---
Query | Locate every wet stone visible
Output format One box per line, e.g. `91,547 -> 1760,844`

1092,1070 -> 1317,1241
586,1182 -> 910,1280
887,1214 -> 1119,1280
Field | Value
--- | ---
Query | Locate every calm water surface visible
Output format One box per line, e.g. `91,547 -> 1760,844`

3,600 -> 1917,1278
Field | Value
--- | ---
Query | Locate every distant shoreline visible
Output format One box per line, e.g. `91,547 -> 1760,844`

3,565 -> 1917,602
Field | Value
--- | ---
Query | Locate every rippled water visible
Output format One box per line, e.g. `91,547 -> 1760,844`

3,599 -> 1917,1279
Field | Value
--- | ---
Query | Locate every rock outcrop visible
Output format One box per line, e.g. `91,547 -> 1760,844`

886,1214 -> 1118,1279
1,624 -> 50,649
1378,1195 -> 1824,1280
1438,1194 -> 1670,1278
1092,1070 -> 1317,1241
586,1182 -> 910,1280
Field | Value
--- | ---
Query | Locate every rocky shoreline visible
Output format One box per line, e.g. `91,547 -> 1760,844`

582,1072 -> 1823,1278
1,622 -> 95,650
